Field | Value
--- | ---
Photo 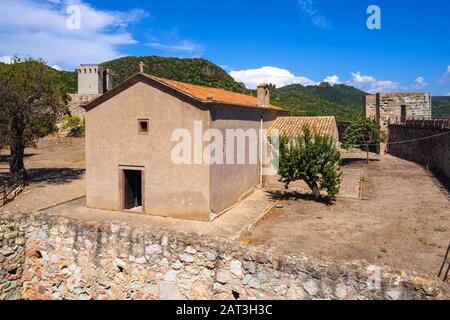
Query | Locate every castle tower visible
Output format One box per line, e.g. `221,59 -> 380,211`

76,64 -> 113,95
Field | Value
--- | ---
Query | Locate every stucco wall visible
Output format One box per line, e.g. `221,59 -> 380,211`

209,108 -> 280,214
1,213 -> 449,300
85,82 -> 211,221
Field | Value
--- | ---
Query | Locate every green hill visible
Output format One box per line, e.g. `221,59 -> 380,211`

2,58 -> 371,122
432,96 -> 450,118
0,61 -> 77,94
59,70 -> 77,93
101,56 -> 248,94
56,56 -> 249,95
271,83 -> 367,122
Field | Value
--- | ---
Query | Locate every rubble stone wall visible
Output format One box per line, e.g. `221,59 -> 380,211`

377,93 -> 432,128
363,95 -> 377,120
1,213 -> 449,300
68,94 -> 99,118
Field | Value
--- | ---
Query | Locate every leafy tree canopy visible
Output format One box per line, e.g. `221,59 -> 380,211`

343,116 -> 382,162
278,127 -> 342,200
0,57 -> 68,183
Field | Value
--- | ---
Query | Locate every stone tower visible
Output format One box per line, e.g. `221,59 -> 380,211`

363,92 -> 432,131
363,92 -> 432,155
76,64 -> 113,95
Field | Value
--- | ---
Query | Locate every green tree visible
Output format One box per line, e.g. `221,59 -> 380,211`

0,58 -> 68,183
61,115 -> 85,138
278,127 -> 342,200
343,116 -> 382,163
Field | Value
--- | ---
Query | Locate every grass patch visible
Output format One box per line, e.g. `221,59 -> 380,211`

434,226 -> 448,233
419,238 -> 439,248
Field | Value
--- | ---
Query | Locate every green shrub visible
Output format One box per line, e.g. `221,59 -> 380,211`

343,116 -> 382,162
278,127 -> 343,200
62,115 -> 85,138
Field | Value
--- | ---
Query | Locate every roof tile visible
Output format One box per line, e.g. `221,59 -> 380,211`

268,116 -> 338,138
149,75 -> 283,111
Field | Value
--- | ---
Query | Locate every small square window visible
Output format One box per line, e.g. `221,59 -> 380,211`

138,119 -> 149,133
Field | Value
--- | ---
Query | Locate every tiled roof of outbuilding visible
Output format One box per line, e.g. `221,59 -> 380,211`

268,116 -> 338,138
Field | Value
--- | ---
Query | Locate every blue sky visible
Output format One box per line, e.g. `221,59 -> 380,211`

0,0 -> 449,95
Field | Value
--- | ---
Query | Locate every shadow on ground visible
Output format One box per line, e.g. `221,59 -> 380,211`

341,157 -> 380,167
0,168 -> 85,185
28,168 -> 85,185
430,167 -> 450,196
0,154 -> 35,163
266,189 -> 335,206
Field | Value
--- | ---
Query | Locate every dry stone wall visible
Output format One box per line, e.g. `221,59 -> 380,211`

1,213 -> 449,300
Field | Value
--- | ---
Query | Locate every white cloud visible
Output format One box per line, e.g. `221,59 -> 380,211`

439,66 -> 450,83
229,66 -> 317,89
147,40 -> 203,53
349,71 -> 398,93
220,65 -> 233,72
323,75 -> 340,85
402,76 -> 428,90
0,56 -> 14,64
446,93 -> 450,97
146,28 -> 203,55
298,0 -> 331,28
414,77 -> 427,87
0,0 -> 148,69
52,65 -> 63,71
402,77 -> 428,90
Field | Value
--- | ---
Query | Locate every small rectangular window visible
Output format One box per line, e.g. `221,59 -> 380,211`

138,119 -> 149,133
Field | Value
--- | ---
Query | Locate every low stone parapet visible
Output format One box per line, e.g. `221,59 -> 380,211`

1,212 -> 448,300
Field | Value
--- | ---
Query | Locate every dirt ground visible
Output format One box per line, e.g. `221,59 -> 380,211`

242,155 -> 450,275
0,135 -> 85,213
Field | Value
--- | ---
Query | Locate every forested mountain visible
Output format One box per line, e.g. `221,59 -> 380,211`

432,96 -> 450,118
13,58 -> 450,121
271,83 -> 367,121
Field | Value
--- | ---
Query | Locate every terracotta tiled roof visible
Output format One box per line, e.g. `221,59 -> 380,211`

83,72 -> 287,112
268,116 -> 338,138
149,74 -> 284,111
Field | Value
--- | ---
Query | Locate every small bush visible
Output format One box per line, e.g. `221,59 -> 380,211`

434,226 -> 448,233
62,115 -> 85,138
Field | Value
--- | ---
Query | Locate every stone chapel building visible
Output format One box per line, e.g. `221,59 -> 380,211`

81,70 -> 288,221
80,64 -> 339,222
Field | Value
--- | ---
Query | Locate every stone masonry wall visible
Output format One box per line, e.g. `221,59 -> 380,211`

377,93 -> 432,128
1,213 -> 449,300
388,125 -> 450,178
68,94 -> 99,118
363,95 -> 377,120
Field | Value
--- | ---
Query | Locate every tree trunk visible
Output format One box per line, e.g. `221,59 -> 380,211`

305,179 -> 321,199
9,117 -> 27,184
